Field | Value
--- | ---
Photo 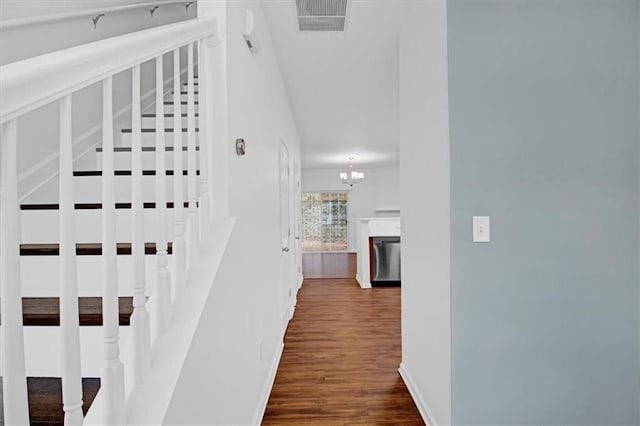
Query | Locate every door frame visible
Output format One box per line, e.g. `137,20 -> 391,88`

278,136 -> 292,334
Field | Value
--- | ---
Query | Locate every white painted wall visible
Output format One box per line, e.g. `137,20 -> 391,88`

398,1 -> 451,424
162,0 -> 302,424
302,166 -> 400,250
0,1 -> 196,65
0,1 -> 194,199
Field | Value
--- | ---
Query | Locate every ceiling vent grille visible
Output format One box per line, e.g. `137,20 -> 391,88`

296,0 -> 348,32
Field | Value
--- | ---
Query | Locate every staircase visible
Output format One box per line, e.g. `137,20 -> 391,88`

11,76 -> 198,426
1,17 -> 222,425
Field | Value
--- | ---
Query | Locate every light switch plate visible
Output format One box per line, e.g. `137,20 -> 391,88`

473,216 -> 490,243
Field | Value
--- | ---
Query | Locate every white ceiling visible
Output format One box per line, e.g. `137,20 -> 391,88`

261,0 -> 410,169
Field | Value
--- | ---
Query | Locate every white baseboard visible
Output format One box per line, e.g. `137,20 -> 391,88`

398,362 -> 438,426
289,298 -> 296,321
355,273 -> 372,289
18,68 -> 188,202
252,341 -> 285,425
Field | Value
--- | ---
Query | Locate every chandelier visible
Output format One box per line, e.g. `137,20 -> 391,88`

339,157 -> 364,187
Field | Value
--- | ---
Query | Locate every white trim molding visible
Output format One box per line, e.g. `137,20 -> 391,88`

355,273 -> 372,289
398,362 -> 440,426
253,342 -> 285,425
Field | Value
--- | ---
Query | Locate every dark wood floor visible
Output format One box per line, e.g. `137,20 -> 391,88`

263,277 -> 424,425
302,252 -> 357,279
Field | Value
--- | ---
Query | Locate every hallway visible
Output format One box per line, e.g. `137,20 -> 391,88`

262,276 -> 423,425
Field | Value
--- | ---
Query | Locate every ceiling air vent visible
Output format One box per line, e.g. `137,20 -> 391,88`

296,0 -> 349,32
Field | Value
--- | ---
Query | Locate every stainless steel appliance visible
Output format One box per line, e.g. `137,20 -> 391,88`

371,236 -> 401,286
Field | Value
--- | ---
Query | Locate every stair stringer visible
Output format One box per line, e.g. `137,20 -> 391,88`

83,217 -> 235,425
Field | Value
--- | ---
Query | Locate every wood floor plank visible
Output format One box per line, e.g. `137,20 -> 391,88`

302,253 -> 357,278
263,278 -> 424,425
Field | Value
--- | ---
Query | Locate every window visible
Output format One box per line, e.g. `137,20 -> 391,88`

302,192 -> 348,251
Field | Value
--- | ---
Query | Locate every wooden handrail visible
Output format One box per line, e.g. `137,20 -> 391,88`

0,1 -> 196,30
0,17 -> 216,124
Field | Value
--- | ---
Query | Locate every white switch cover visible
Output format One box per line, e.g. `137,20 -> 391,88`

473,216 -> 490,243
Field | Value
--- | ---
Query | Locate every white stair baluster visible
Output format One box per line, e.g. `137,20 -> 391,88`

0,119 -> 30,426
186,42 -> 199,267
58,95 -> 84,425
173,47 -> 187,296
197,39 -> 211,237
101,76 -> 126,424
155,54 -> 171,334
130,64 -> 151,385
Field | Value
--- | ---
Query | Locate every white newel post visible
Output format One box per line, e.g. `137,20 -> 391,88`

58,95 -> 84,425
196,39 -> 211,237
101,76 -> 126,424
198,4 -> 229,221
155,55 -> 171,334
186,42 -> 199,266
0,119 -> 30,425
130,64 -> 151,385
172,48 -> 187,296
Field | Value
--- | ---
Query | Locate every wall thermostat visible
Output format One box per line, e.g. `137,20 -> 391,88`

235,138 -> 246,156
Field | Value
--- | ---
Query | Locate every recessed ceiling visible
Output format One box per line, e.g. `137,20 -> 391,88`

262,0 -> 410,169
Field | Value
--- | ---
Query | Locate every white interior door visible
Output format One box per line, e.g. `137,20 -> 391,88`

279,138 -> 291,333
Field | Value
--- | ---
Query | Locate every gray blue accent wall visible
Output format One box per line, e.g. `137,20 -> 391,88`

447,0 -> 640,424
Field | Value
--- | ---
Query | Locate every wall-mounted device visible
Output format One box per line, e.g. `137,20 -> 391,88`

242,9 -> 259,54
235,138 -> 247,156
473,216 -> 491,242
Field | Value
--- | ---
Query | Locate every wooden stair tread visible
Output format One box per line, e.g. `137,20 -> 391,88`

163,101 -> 198,105
72,169 -> 199,176
95,146 -> 199,152
121,128 -> 199,133
20,242 -> 173,256
21,201 -> 192,210
141,113 -> 199,117
23,297 -> 133,326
